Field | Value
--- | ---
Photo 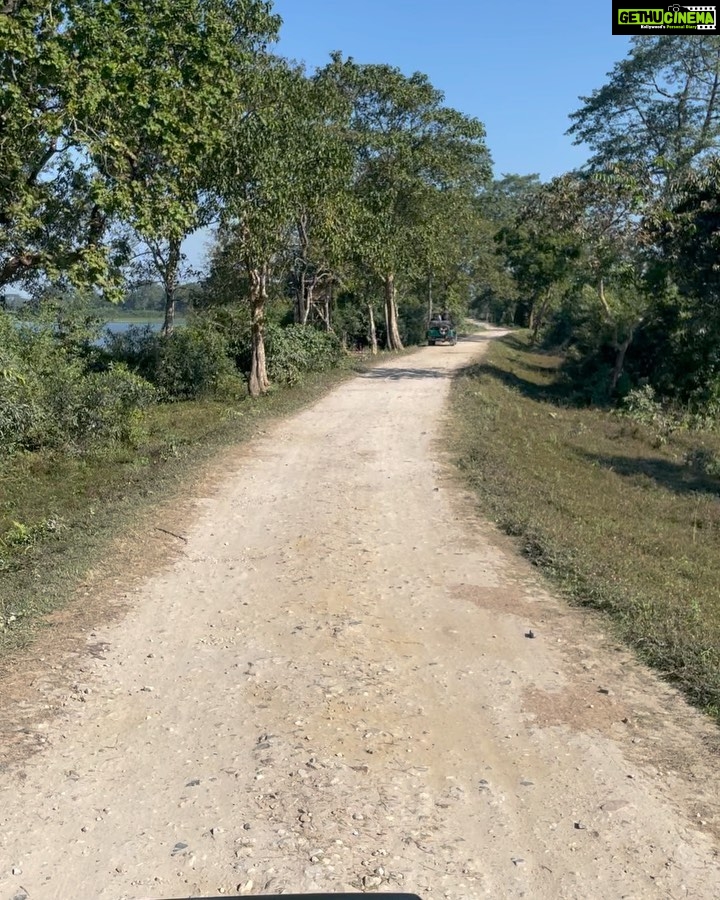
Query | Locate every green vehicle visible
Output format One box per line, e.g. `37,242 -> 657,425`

427,316 -> 457,346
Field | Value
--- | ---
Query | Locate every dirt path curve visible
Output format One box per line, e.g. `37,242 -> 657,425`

2,329 -> 720,900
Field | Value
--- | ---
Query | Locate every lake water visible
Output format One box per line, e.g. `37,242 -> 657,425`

104,321 -> 164,335
9,319 -> 180,344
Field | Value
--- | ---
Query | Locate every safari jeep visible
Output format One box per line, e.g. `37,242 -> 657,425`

427,316 -> 457,346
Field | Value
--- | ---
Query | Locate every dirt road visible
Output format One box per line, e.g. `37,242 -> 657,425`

1,330 -> 720,900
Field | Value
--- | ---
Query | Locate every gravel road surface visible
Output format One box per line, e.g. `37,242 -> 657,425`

1,330 -> 719,900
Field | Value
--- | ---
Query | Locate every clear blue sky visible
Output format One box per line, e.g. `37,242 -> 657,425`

186,0 -> 631,269
271,0 -> 631,180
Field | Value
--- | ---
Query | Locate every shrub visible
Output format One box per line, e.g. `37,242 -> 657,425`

105,316 -> 344,396
102,325 -> 160,383
105,322 -> 244,401
265,324 -> 344,385
60,364 -> 156,446
152,325 -> 243,401
685,446 -> 720,478
0,314 -> 155,453
0,364 -> 43,452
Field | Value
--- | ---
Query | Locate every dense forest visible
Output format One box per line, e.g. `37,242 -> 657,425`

3,3 -> 720,454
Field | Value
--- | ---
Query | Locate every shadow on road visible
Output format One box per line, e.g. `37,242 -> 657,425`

459,333 -> 496,344
361,366 -> 451,380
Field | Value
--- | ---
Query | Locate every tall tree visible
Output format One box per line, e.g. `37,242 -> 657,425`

497,180 -> 583,338
319,54 -> 491,349
68,0 -> 279,334
286,72 -> 355,330
532,172 -> 647,388
565,39 -> 720,395
645,156 -> 720,402
568,37 -> 720,193
217,59 -> 326,396
473,174 -> 541,323
0,0 -> 278,307
0,1 -> 112,292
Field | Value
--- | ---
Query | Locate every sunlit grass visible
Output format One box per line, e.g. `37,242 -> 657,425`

451,332 -> 720,718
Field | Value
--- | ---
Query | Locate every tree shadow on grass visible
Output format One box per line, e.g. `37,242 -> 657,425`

456,334 -> 577,405
578,450 -> 720,499
500,333 -> 532,352
457,360 -> 574,405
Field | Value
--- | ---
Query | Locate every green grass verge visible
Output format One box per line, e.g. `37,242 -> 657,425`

0,360 -> 367,656
450,332 -> 720,719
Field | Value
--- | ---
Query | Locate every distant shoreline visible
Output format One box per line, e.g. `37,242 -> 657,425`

100,310 -> 188,324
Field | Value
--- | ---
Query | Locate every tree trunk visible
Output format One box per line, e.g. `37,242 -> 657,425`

530,292 -> 551,342
384,273 -> 403,350
368,303 -> 378,355
610,328 -> 635,393
598,277 -> 612,318
302,277 -> 313,325
294,214 -> 311,324
324,282 -> 332,332
248,264 -> 270,398
161,236 -> 181,337
295,271 -> 307,324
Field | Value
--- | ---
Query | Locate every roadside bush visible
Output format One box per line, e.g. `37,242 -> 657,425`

102,325 -> 160,382
58,364 -> 156,446
152,325 -> 243,401
0,364 -> 43,452
192,306 -> 253,372
265,323 -> 343,385
0,314 -> 155,453
333,292 -> 374,351
685,446 -> 720,477
105,322 -> 244,401
620,384 -> 669,428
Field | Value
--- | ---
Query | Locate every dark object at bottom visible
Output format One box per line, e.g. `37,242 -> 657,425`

161,895 -> 422,900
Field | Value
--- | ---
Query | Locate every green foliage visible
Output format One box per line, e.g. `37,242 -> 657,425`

332,291 -> 375,349
516,41 -> 720,410
153,325 -> 244,401
398,296 -> 431,346
265,324 -> 344,385
0,313 -> 154,453
1,0 -> 279,296
568,37 -> 720,190
1,1 -> 106,290
685,447 -> 720,478
621,384 -> 668,428
330,55 -> 491,270
315,54 -> 491,349
104,322 -> 244,402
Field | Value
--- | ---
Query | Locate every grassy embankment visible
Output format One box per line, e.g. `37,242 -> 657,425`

0,360 -> 364,657
451,332 -> 720,718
